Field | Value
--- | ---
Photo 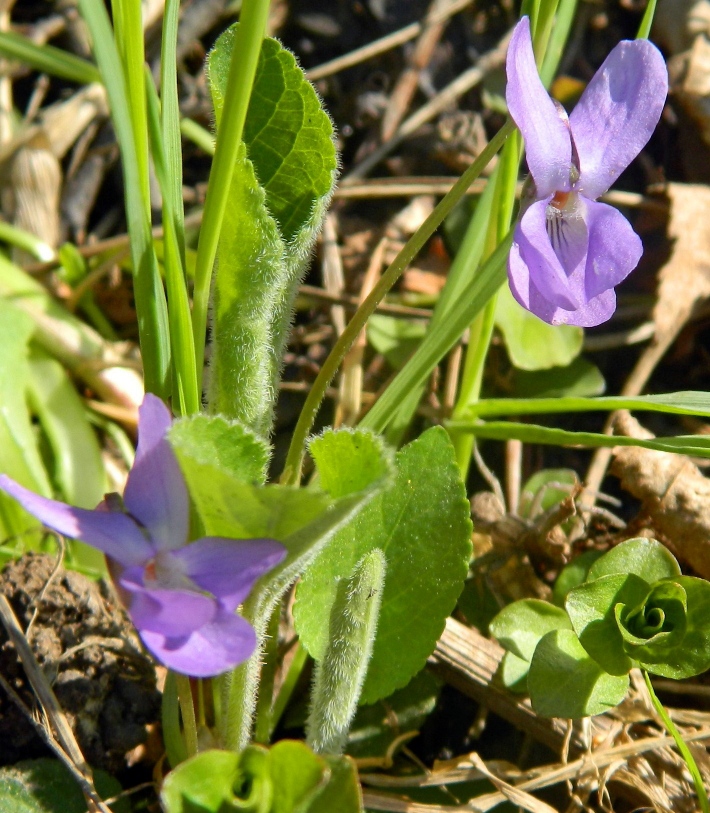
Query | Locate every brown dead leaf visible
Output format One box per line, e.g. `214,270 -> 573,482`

401,268 -> 447,295
610,411 -> 710,579
584,183 -> 710,499
657,0 -> 710,175
656,0 -> 710,54
651,183 -> 710,342
4,134 -> 61,264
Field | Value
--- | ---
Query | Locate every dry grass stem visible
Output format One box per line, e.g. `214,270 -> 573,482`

305,0 -> 474,81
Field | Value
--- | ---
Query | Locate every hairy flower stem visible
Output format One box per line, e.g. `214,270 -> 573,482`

280,119 -> 515,486
223,594 -> 265,752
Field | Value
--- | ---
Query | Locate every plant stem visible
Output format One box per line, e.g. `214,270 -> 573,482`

448,131 -> 520,477
451,293 -> 498,473
270,643 -> 308,738
176,674 -> 199,758
280,118 -> 515,486
253,604 -> 281,744
636,0 -> 658,39
644,671 -> 710,813
191,0 -> 271,386
78,0 -> 171,397
161,671 -> 188,767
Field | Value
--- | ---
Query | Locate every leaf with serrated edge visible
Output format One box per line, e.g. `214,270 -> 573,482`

206,27 -> 336,435
309,428 -> 393,499
170,413 -> 270,486
295,426 -> 472,704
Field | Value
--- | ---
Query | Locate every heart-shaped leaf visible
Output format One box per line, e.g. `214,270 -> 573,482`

528,629 -> 629,718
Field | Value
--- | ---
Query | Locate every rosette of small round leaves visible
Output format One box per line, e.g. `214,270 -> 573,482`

565,538 -> 710,679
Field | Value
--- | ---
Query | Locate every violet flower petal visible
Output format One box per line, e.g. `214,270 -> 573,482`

570,39 -> 668,200
139,607 -> 257,677
121,579 -> 217,636
172,537 -> 286,612
509,241 -> 617,327
506,17 -> 572,198
123,394 -> 189,552
583,199 -> 643,300
551,290 -> 618,328
0,474 -> 152,566
513,200 -> 588,310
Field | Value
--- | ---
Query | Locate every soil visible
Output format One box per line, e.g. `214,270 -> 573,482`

0,553 -> 160,773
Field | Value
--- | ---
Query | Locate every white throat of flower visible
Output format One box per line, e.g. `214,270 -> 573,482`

144,550 -> 199,592
545,189 -> 586,273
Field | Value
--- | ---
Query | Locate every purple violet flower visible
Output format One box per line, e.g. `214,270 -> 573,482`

0,394 -> 286,677
506,17 -> 667,326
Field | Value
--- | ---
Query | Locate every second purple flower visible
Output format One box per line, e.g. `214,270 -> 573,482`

506,17 -> 667,327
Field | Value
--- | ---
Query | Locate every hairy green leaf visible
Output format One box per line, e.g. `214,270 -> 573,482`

212,429 -> 393,752
309,429 -> 393,499
307,549 -> 386,754
170,413 -> 270,487
206,27 -> 336,435
295,427 -> 472,703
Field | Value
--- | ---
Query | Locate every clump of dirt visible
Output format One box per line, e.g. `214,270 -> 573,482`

0,553 -> 160,772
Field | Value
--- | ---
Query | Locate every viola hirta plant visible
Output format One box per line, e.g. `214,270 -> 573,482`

506,17 -> 667,327
0,395 -> 286,677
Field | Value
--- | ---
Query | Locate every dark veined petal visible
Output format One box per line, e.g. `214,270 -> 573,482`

583,199 -> 642,300
570,38 -> 667,200
120,577 -> 217,637
172,537 -> 286,612
506,17 -> 572,198
509,241 -> 617,327
139,607 -> 257,677
513,199 -> 588,311
124,394 -> 189,552
0,474 -> 152,566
